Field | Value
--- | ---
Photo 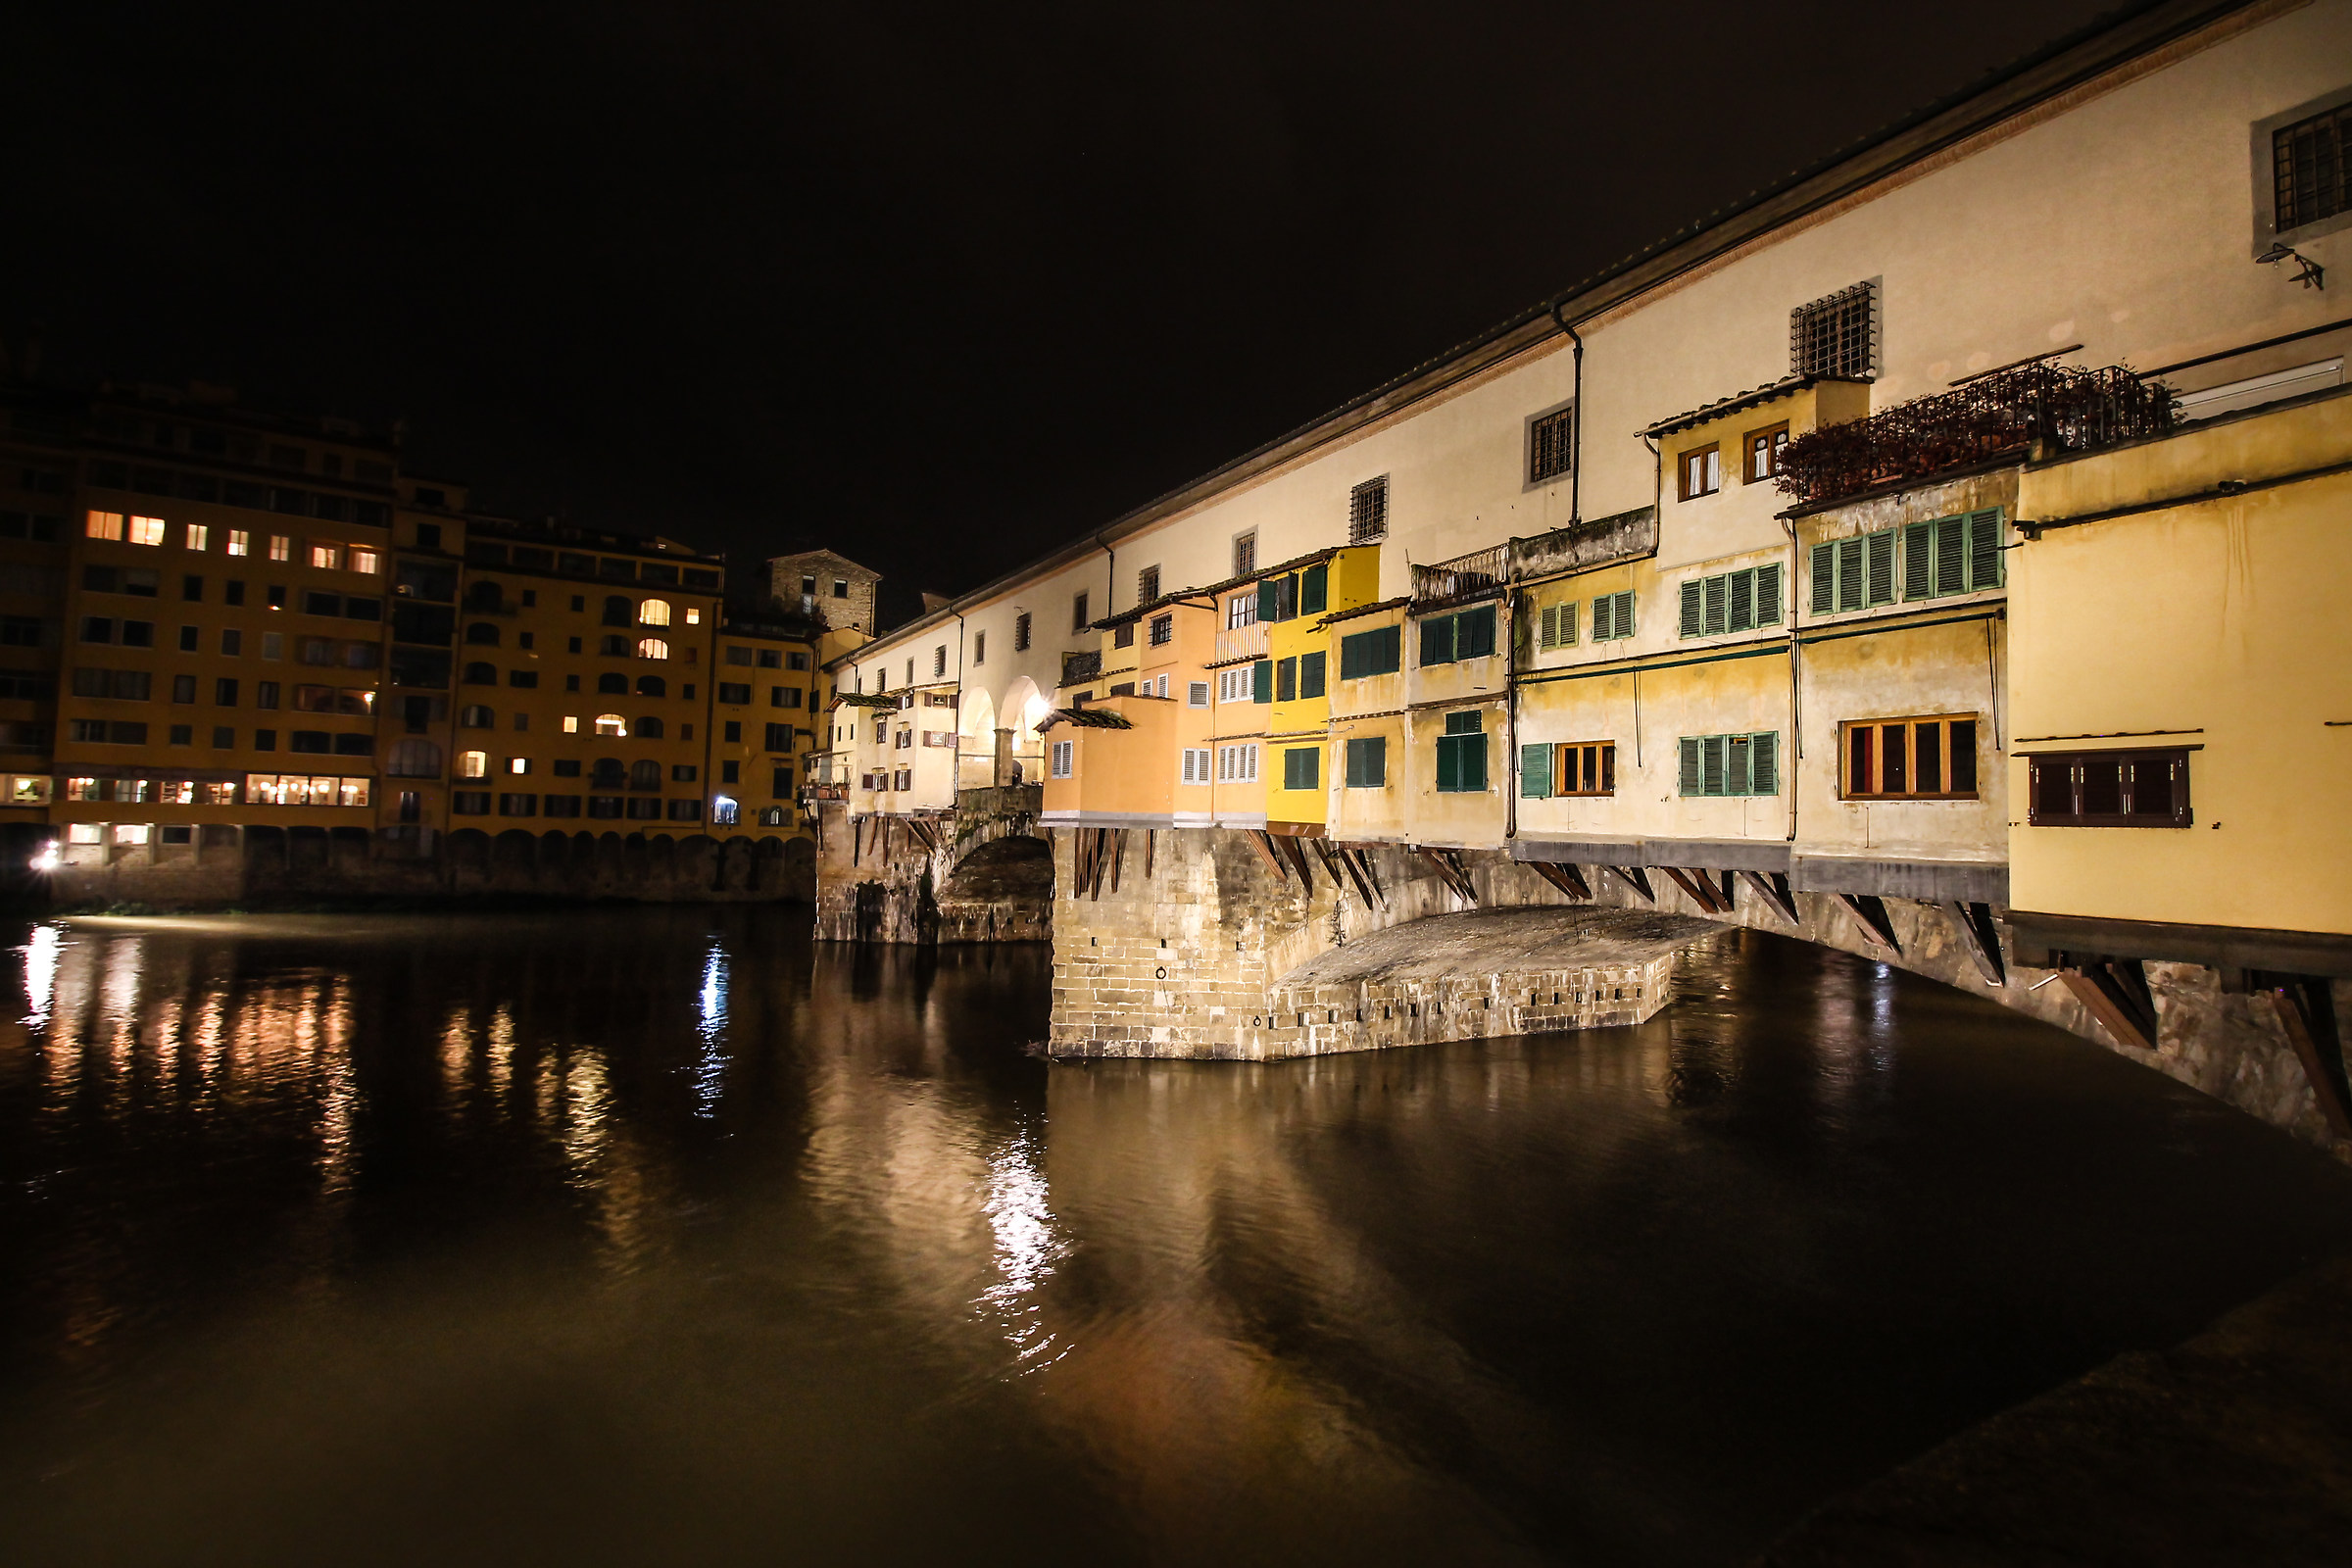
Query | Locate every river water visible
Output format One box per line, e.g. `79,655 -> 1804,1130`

3,908 -> 2350,1567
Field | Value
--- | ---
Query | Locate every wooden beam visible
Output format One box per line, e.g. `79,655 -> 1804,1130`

1107,828 -> 1127,895
1333,844 -> 1383,910
2058,965 -> 2154,1052
1658,865 -> 1730,915
1740,870 -> 1799,923
2271,979 -> 2352,1141
1947,901 -> 2007,987
1277,833 -> 1315,888
1528,860 -> 1592,901
1247,829 -> 1290,882
1144,829 -> 1155,880
1837,893 -> 1902,955
1601,865 -> 1653,904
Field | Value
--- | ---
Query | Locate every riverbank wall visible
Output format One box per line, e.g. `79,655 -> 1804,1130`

39,824 -> 815,907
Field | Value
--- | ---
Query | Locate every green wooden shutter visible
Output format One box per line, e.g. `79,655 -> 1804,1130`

1592,595 -> 1613,641
1462,735 -> 1488,791
1702,735 -> 1727,795
1299,651 -> 1326,700
1257,579 -> 1279,623
1726,733 -> 1751,796
1751,731 -> 1778,795
1300,564 -> 1328,614
1903,520 -> 1935,600
1936,516 -> 1966,597
1460,606 -> 1495,659
1679,736 -> 1701,796
1537,605 -> 1555,649
1756,562 -> 1783,624
1557,601 -> 1575,643
1376,624 -> 1400,673
1251,659 -> 1272,703
1420,614 -> 1454,665
1275,657 -> 1297,703
1679,578 -> 1702,638
1339,631 -> 1363,680
1520,743 -> 1551,798
1728,567 -> 1754,632
1809,542 -> 1835,614
1967,509 -> 2003,590
1704,573 -> 1728,634
1615,591 -> 1634,636
1866,529 -> 1895,606
1435,735 -> 1460,791
1836,537 -> 1865,612
1365,736 -> 1386,786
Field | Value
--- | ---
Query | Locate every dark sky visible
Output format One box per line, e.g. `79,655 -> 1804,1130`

11,0 -> 2112,619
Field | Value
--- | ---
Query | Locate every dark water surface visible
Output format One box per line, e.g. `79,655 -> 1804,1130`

4,909 -> 2351,1567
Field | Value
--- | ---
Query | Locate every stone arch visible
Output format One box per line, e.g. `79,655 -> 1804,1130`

999,674 -> 1053,785
957,685 -> 998,791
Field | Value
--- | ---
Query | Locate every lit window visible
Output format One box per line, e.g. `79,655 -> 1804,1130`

563,715 -> 579,734
227,530 -> 251,557
66,776 -> 101,802
186,523 -> 209,551
310,543 -> 344,570
124,515 -> 166,546
684,608 -> 701,624
86,511 -> 125,541
637,637 -> 668,661
507,757 -> 530,774
458,751 -> 488,778
595,713 -> 626,737
114,824 -> 150,845
338,778 -> 370,808
269,535 -> 292,562
349,547 -> 379,574
638,599 -> 671,626
68,823 -> 104,844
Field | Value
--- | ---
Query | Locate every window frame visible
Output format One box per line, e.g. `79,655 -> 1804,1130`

1552,740 -> 1616,797
1344,735 -> 1387,789
1434,710 -> 1489,793
1676,731 -> 1782,797
1839,713 -> 1982,801
2025,747 -> 2193,828
1526,403 -> 1575,487
2254,86 -> 2352,251
1742,421 -> 1789,484
1679,564 -> 1785,638
1348,476 -> 1389,543
1677,443 -> 1721,501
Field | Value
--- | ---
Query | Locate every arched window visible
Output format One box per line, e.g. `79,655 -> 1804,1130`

635,674 -> 665,698
602,596 -> 632,627
591,758 -> 626,788
629,759 -> 662,792
638,599 -> 671,626
458,751 -> 488,778
637,716 -> 664,739
597,672 -> 628,695
594,713 -> 626,737
466,580 -> 503,611
465,622 -> 501,645
464,662 -> 497,684
460,705 -> 495,728
710,797 -> 740,826
637,637 -> 668,661
760,806 -> 786,826
388,738 -> 442,777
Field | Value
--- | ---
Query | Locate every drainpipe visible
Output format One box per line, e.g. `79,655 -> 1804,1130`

1504,584 -> 1521,842
1779,514 -> 1801,844
1547,300 -> 1586,525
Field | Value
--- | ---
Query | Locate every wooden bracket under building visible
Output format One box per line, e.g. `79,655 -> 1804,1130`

2266,975 -> 2352,1141
1837,893 -> 1902,956
1329,843 -> 1386,910
1414,846 -> 1480,906
1276,834 -> 1316,888
1946,901 -> 2007,988
1657,865 -> 1731,915
2052,956 -> 2159,1052
1740,870 -> 1800,924
1601,865 -> 1654,904
1528,860 -> 1592,902
1247,829 -> 1290,882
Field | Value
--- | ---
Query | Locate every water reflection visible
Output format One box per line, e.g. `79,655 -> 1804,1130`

2,914 -> 2350,1568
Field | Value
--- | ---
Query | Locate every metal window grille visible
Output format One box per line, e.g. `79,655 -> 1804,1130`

2275,104 -> 2350,231
1149,613 -> 1173,647
1790,281 -> 1877,380
1137,565 -> 1159,604
1529,409 -> 1574,483
1233,532 -> 1256,576
1072,592 -> 1089,631
1349,476 -> 1388,543
1013,612 -> 1031,652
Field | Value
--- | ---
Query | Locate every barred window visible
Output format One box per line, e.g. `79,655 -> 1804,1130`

1790,280 -> 1877,379
1136,565 -> 1159,604
1529,407 -> 1574,484
1233,531 -> 1256,576
1349,476 -> 1388,543
2274,102 -> 2350,233
1013,612 -> 1031,652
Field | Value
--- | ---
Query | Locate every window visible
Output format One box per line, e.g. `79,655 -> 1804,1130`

310,543 -> 343,570
1349,476 -> 1389,543
1844,714 -> 1980,800
972,631 -> 986,664
1590,591 -> 1636,642
0,617 -> 42,648
1791,279 -> 1877,379
452,790 -> 491,815
1233,531 -> 1256,576
1113,623 -> 1136,651
1013,612 -> 1031,652
1552,740 -> 1616,797
1678,564 -> 1785,637
1251,659 -> 1272,704
718,682 -> 752,705
352,548 -> 379,574
1536,602 -> 1577,650
71,668 -> 153,700
128,514 -> 167,546
460,704 -> 494,728
1050,739 -> 1074,778
1677,732 -> 1781,796
1137,565 -> 1159,604
1338,624 -> 1402,679
226,529 -> 250,557
1529,407 -> 1575,484
764,722 -> 794,751
1274,657 -> 1297,703
1808,511 -> 2001,614
1344,736 -> 1387,788
1418,605 -> 1496,665
2028,748 -> 2191,827
724,720 -> 743,742
635,715 -> 664,739
1217,667 -> 1253,704
1678,444 -> 1721,501
1435,710 -> 1487,792
832,578 -> 849,599
2271,101 -> 2350,234
1743,422 -> 1789,484
630,760 -> 662,791
1187,680 -> 1209,708
465,621 -> 501,646
637,637 -> 669,661
638,599 -> 670,626
768,768 -> 791,797
187,523 -> 210,551
1180,747 -> 1211,784
86,510 -> 125,541
1298,650 -> 1326,700
389,739 -> 442,777
1281,747 -> 1319,791
269,535 -> 292,562
1072,591 -> 1090,631
1216,743 -> 1258,782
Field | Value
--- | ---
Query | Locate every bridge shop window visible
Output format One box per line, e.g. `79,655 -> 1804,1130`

1528,407 -> 1575,485
1521,740 -> 1614,798
1344,736 -> 1387,788
2026,748 -> 2192,828
1435,710 -> 1488,792
1677,443 -> 1721,501
1679,564 -> 1784,638
1743,421 -> 1789,484
1180,747 -> 1211,784
1215,743 -> 1258,782
1842,714 -> 1980,800
1281,746 -> 1319,791
1678,732 -> 1780,797
1255,564 -> 1327,624
1339,624 -> 1401,679
1536,602 -> 1577,650
1418,605 -> 1496,666
1216,666 -> 1254,704
1049,740 -> 1074,779
1589,591 -> 1636,642
1348,476 -> 1388,543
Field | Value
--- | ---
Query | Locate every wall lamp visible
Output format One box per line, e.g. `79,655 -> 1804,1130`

2256,242 -> 2326,290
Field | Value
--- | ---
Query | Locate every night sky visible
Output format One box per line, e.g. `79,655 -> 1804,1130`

12,1 -> 2111,620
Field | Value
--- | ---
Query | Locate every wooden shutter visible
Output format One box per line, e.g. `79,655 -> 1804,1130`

1967,509 -> 2003,591
1461,606 -> 1496,659
1702,735 -> 1727,795
1903,520 -> 1934,600
1300,564 -> 1328,614
1809,542 -> 1835,614
1257,579 -> 1279,623
1299,651 -> 1325,700
1679,579 -> 1703,638
1615,592 -> 1634,636
1726,733 -> 1751,795
1728,568 -> 1754,632
1462,734 -> 1488,790
1556,601 -> 1575,644
1679,736 -> 1701,796
1251,659 -> 1272,703
1836,537 -> 1865,612
1936,515 -> 1966,597
1751,732 -> 1778,795
1420,614 -> 1454,665
1520,743 -> 1550,798
1538,605 -> 1557,649
1866,529 -> 1895,606
1592,595 -> 1612,641
1436,735 -> 1460,791
1756,563 -> 1783,625
1703,574 -> 1728,635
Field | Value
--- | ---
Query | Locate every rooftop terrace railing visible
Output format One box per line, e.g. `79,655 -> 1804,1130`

1212,622 -> 1269,663
1775,362 -> 2178,508
1060,649 -> 1102,687
1411,543 -> 1508,607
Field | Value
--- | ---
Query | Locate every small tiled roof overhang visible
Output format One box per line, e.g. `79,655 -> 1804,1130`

1038,708 -> 1135,730
1315,596 -> 1410,629
1642,374 -> 1860,442
1093,546 -> 1347,629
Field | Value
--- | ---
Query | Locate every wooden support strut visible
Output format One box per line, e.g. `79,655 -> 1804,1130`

1837,892 -> 1902,955
1415,846 -> 1479,906
1946,900 -> 2007,988
1247,828 -> 1290,882
2054,956 -> 2158,1052
1528,860 -> 1592,901
1657,865 -> 1730,915
1740,870 -> 1800,924
1332,843 -> 1384,910
1277,833 -> 1315,888
1601,865 -> 1653,904
2269,977 -> 2352,1141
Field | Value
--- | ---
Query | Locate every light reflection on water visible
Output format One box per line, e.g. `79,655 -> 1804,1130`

0,910 -> 2350,1568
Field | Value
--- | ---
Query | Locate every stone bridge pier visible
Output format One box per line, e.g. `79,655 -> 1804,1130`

812,784 -> 1053,944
